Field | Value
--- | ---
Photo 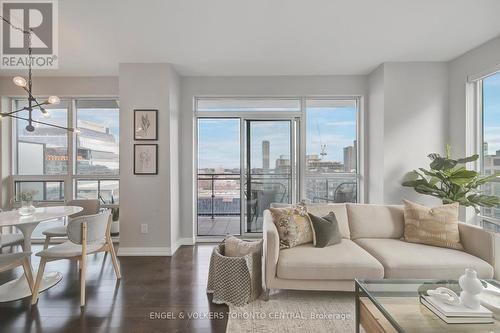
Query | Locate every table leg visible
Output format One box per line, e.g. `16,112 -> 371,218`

355,282 -> 360,333
0,222 -> 62,302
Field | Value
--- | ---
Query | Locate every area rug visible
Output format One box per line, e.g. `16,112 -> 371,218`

226,290 -> 364,333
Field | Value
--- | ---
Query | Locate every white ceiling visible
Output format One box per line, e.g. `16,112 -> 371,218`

5,0 -> 500,76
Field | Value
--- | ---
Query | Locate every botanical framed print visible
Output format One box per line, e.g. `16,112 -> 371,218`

134,109 -> 158,140
134,144 -> 158,175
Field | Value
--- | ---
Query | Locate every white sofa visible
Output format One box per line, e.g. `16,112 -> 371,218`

263,203 -> 500,292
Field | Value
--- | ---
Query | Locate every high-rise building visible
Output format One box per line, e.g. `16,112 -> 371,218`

262,140 -> 270,171
343,140 -> 357,172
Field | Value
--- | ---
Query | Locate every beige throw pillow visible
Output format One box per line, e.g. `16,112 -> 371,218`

224,235 -> 262,257
269,205 -> 313,249
403,200 -> 463,250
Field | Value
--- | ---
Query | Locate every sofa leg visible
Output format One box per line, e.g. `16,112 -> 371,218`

263,288 -> 270,301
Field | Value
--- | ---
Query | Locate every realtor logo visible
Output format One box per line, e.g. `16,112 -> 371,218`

1,0 -> 58,69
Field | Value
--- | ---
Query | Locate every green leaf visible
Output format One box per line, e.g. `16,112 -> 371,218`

467,194 -> 500,208
430,157 -> 457,171
448,169 -> 478,186
476,173 -> 500,185
456,154 -> 479,164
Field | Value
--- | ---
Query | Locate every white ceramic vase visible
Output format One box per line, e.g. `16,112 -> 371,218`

459,268 -> 484,309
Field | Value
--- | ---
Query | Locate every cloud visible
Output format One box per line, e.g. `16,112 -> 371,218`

326,121 -> 356,127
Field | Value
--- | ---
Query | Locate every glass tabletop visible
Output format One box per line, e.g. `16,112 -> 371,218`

355,279 -> 500,333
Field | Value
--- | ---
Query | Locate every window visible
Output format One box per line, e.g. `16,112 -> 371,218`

14,181 -> 64,202
195,97 -> 362,237
76,100 -> 119,176
12,98 -> 119,238
15,99 -> 69,175
479,72 -> 500,231
305,99 -> 359,203
197,98 -> 301,112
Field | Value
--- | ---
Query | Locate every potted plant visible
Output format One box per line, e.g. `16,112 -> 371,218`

18,190 -> 38,216
402,145 -> 500,213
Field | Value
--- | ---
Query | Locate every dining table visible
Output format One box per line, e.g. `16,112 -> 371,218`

0,205 -> 83,302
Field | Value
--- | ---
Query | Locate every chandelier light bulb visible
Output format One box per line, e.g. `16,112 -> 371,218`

41,108 -> 51,118
47,96 -> 60,105
13,76 -> 27,88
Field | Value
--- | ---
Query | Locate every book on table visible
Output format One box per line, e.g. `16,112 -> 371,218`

420,295 -> 494,324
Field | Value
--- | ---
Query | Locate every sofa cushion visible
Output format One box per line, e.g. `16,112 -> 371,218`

306,203 -> 350,239
354,238 -> 493,279
276,239 -> 384,280
347,204 -> 404,239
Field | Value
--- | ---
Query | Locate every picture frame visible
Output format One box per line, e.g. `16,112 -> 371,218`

134,144 -> 158,175
134,109 -> 158,140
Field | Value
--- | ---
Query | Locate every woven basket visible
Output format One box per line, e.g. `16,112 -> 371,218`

207,241 -> 262,307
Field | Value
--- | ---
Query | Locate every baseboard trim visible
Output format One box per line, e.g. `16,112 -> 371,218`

170,237 -> 195,255
117,247 -> 172,256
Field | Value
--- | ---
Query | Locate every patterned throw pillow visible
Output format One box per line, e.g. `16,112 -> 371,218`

403,200 -> 463,250
269,204 -> 313,249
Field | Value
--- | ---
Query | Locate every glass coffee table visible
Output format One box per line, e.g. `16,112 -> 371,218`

355,279 -> 500,333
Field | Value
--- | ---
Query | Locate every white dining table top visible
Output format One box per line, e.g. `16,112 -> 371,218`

0,206 -> 83,228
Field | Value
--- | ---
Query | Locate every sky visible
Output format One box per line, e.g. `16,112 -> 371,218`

484,72 -> 500,156
197,106 -> 357,170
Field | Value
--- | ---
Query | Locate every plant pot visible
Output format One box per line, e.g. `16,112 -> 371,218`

19,200 -> 36,216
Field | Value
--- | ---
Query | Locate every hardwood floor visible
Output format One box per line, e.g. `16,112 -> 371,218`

0,244 -> 228,333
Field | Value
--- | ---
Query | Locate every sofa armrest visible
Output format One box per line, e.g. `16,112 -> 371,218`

263,209 -> 279,288
459,222 -> 500,278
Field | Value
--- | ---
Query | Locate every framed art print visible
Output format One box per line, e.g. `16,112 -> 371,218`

134,144 -> 158,175
134,109 -> 158,140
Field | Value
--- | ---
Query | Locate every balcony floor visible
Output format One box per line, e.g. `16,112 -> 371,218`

198,216 -> 241,236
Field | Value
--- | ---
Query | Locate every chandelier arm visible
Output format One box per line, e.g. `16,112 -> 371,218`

0,107 -> 28,116
6,114 -> 73,132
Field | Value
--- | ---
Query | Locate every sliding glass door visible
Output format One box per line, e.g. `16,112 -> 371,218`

197,119 -> 241,236
244,120 -> 295,233
196,117 -> 297,236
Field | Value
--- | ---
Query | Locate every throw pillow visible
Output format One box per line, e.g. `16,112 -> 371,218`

308,212 -> 342,248
224,235 -> 262,257
269,205 -> 313,249
402,199 -> 463,250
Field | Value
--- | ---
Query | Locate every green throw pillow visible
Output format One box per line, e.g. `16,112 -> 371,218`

308,212 -> 342,248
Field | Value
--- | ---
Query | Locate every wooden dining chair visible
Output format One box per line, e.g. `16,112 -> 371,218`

32,209 -> 121,307
42,199 -> 100,249
0,252 -> 34,294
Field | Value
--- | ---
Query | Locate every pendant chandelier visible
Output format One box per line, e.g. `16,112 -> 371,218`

0,16 -> 78,133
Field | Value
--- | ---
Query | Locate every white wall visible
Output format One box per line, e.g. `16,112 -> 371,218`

118,63 -> 181,255
367,62 -> 449,206
368,65 -> 385,203
179,75 -> 368,239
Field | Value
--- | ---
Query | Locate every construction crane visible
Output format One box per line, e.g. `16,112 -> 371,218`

316,121 -> 327,159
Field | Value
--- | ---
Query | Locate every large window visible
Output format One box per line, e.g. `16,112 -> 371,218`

305,99 -> 359,203
195,97 -> 361,237
479,72 -> 500,231
12,98 -> 119,237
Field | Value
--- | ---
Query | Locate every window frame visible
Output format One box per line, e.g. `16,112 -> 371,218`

470,70 -> 500,229
9,97 -> 120,209
194,96 -> 365,239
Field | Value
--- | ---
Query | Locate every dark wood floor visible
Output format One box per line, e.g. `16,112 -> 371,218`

0,244 -> 228,333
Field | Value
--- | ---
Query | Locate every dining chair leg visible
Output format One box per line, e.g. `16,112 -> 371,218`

80,255 -> 86,307
22,257 -> 35,293
108,239 -> 121,279
31,258 -> 47,305
43,236 -> 51,250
